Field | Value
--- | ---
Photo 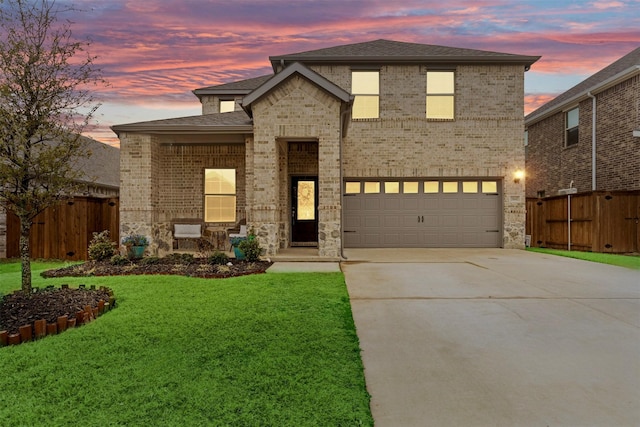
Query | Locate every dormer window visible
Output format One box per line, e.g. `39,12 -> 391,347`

220,99 -> 235,113
351,71 -> 379,119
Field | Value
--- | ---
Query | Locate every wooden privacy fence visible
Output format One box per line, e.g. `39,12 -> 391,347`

6,196 -> 119,261
526,191 -> 640,253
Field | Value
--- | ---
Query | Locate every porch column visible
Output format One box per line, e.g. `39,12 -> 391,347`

119,133 -> 160,254
318,135 -> 342,257
248,137 -> 280,256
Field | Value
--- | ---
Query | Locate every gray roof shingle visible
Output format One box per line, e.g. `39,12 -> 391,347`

193,75 -> 273,95
111,111 -> 252,134
526,47 -> 640,124
270,39 -> 539,68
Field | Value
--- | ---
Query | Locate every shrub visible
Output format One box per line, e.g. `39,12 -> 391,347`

139,256 -> 161,265
110,254 -> 129,266
165,253 -> 194,265
208,251 -> 230,265
88,230 -> 117,261
238,234 -> 262,262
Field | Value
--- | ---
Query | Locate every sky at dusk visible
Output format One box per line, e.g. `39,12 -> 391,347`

49,0 -> 640,146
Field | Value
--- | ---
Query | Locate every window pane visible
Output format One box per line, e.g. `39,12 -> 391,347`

443,182 -> 458,193
463,181 -> 478,193
345,182 -> 361,193
220,100 -> 235,113
482,181 -> 497,193
364,182 -> 380,193
427,71 -> 454,94
427,96 -> 454,119
566,127 -> 578,146
205,196 -> 236,222
352,71 -> 379,94
297,181 -> 315,220
384,182 -> 400,193
403,182 -> 419,194
353,95 -> 379,119
424,181 -> 439,193
205,169 -> 235,194
566,107 -> 579,129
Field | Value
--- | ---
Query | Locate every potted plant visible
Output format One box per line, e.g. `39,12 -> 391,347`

230,235 -> 246,260
121,233 -> 149,259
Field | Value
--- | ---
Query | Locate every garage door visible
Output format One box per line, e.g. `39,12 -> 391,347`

343,179 -> 502,248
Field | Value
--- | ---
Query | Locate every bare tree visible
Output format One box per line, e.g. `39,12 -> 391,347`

0,0 -> 105,293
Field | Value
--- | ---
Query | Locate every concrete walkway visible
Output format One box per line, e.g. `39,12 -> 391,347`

342,249 -> 640,427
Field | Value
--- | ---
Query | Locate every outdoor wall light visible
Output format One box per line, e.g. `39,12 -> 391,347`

514,170 -> 525,183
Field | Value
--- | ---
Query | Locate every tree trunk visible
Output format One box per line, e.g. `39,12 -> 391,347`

19,216 -> 32,294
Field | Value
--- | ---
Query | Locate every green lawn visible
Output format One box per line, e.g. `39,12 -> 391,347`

527,248 -> 640,270
0,262 -> 373,426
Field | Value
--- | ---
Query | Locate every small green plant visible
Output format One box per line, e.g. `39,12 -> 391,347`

139,256 -> 161,266
238,233 -> 262,262
110,254 -> 129,266
208,251 -> 230,265
165,253 -> 194,265
88,230 -> 117,261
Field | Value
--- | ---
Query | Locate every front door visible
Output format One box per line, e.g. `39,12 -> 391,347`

291,176 -> 318,245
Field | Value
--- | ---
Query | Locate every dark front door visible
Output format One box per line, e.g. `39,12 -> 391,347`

291,176 -> 318,244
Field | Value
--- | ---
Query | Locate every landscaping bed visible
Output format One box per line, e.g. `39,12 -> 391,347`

40,257 -> 273,278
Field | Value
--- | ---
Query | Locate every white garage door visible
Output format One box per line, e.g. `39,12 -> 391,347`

343,179 -> 502,248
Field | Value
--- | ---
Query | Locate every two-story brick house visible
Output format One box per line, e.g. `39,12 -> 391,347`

525,47 -> 640,197
112,39 -> 539,257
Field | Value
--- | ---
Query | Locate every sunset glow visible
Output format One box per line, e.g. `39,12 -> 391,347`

47,0 -> 639,146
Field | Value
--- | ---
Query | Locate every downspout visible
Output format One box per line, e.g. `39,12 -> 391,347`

587,91 -> 596,191
339,105 -> 350,260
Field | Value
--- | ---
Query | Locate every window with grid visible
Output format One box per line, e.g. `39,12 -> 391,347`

565,107 -> 579,147
352,71 -> 379,119
426,71 -> 455,119
204,169 -> 236,222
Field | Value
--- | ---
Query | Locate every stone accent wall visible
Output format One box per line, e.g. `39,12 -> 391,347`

250,74 -> 342,256
526,74 -> 639,198
325,64 -> 527,248
0,207 -> 6,258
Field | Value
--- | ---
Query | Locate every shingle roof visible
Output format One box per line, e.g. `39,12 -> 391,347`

193,74 -> 273,98
270,39 -> 539,69
111,111 -> 253,135
76,137 -> 120,188
526,47 -> 640,125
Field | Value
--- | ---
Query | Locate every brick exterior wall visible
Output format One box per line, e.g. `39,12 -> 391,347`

526,74 -> 639,197
250,74 -> 342,256
317,64 -> 527,248
119,62 -> 529,255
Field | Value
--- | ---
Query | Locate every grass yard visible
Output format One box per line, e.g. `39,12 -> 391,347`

0,262 -> 373,426
527,247 -> 640,270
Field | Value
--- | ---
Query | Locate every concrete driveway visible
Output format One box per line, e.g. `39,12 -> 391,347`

341,249 -> 640,427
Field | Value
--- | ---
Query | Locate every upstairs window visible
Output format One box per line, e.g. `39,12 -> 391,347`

352,71 -> 379,119
204,169 -> 236,222
220,99 -> 235,113
426,71 -> 455,119
565,107 -> 579,147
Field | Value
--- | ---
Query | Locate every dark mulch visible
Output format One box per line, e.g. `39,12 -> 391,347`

40,258 -> 273,279
0,287 -> 111,335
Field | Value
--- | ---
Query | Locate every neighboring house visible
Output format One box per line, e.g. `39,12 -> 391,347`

0,137 -> 120,258
525,47 -> 640,197
112,39 -> 539,258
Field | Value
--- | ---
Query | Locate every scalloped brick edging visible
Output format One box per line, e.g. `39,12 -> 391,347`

0,285 -> 116,347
